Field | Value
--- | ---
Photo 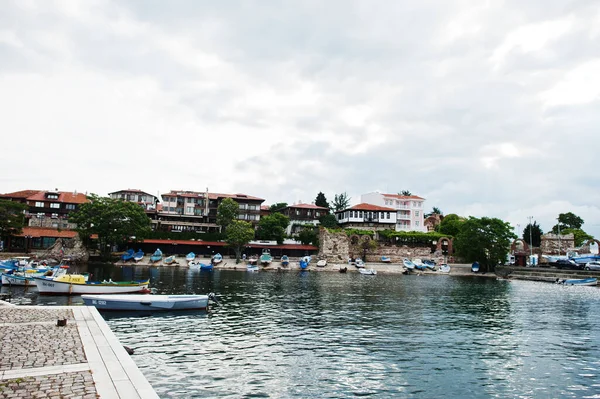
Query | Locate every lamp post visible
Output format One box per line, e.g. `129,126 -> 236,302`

527,216 -> 533,266
557,219 -> 561,256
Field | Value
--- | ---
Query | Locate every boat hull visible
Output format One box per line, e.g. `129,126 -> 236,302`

563,278 -> 597,286
2,274 -> 37,286
82,294 -> 208,311
34,278 -> 150,295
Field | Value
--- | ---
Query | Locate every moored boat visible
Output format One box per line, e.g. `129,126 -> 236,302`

471,262 -> 480,273
299,258 -> 309,270
316,259 -> 327,267
133,250 -> 144,262
212,253 -> 223,264
381,256 -> 392,263
355,258 -> 365,268
199,263 -> 213,271
281,255 -> 289,267
121,249 -> 135,262
82,293 -> 215,311
439,264 -> 451,273
164,255 -> 177,265
247,264 -> 259,272
34,275 -> 150,295
403,258 -> 415,271
247,255 -> 258,265
150,248 -> 163,263
561,278 -> 597,286
186,252 -> 196,262
260,249 -> 273,266
359,268 -> 377,275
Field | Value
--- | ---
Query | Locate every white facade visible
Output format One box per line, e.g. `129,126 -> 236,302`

336,205 -> 397,226
360,192 -> 426,232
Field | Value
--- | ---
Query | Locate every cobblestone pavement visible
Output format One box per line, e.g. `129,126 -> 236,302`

0,308 -> 74,324
0,370 -> 98,398
0,323 -> 86,371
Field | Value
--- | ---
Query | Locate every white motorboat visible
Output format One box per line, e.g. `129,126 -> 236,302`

316,259 -> 327,267
82,293 -> 215,311
34,275 -> 150,295
359,268 -> 377,275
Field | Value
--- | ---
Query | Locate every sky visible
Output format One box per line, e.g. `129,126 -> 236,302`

2,0 -> 600,238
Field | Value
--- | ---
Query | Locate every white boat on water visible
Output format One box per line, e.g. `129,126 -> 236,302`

403,258 -> 416,271
34,275 -> 150,295
316,259 -> 327,267
82,293 -> 215,311
359,268 -> 377,275
247,264 -> 259,272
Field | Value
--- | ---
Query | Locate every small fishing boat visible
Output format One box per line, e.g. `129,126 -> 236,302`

403,258 -> 416,271
471,261 -> 480,273
133,250 -> 144,262
150,248 -> 163,263
281,255 -> 289,267
199,263 -> 213,271
561,278 -> 597,286
247,255 -> 258,265
339,266 -> 348,273
299,259 -> 309,270
260,249 -> 273,266
316,259 -> 327,267
381,256 -> 392,263
82,293 -> 216,311
186,252 -> 196,262
212,253 -> 223,265
121,249 -> 135,262
247,264 -> 259,272
359,268 -> 377,275
34,275 -> 150,295
164,255 -> 177,265
355,259 -> 365,268
423,260 -> 436,270
439,264 -> 451,273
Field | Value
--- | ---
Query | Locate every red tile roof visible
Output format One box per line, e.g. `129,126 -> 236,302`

382,194 -> 425,200
209,193 -> 264,202
346,203 -> 396,212
0,190 -> 41,199
17,227 -> 78,238
285,203 -> 329,210
261,205 -> 270,211
26,191 -> 88,204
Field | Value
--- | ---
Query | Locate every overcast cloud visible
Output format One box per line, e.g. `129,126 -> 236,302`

2,0 -> 600,237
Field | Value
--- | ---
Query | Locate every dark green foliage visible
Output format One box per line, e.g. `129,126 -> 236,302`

297,227 -> 318,246
332,193 -> 351,212
314,192 -> 330,209
318,214 -> 338,229
0,199 -> 27,239
69,194 -> 152,256
256,213 -> 290,244
561,228 -> 594,247
454,217 -> 516,272
522,221 -> 542,247
269,203 -> 288,213
436,214 -> 464,237
379,230 -> 447,245
216,198 -> 239,231
225,220 -> 255,263
344,229 -> 375,237
552,212 -> 584,233
400,190 -> 412,196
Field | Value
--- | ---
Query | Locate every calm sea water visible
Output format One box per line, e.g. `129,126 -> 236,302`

4,266 -> 600,398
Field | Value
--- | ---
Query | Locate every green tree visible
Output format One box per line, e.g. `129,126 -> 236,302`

454,216 -> 516,272
69,194 -> 151,257
561,228 -> 593,247
332,192 -> 351,212
256,213 -> 290,244
225,220 -> 255,264
425,207 -> 442,218
216,198 -> 239,232
0,199 -> 27,239
522,221 -> 543,247
552,212 -> 584,233
436,214 -> 464,237
269,203 -> 288,213
314,192 -> 330,209
400,190 -> 412,196
360,237 -> 378,262
319,214 -> 338,229
297,227 -> 318,246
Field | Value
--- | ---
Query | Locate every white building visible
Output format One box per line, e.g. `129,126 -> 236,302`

335,203 -> 397,230
360,192 -> 426,232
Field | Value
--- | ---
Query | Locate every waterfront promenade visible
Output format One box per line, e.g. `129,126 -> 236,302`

0,302 -> 158,398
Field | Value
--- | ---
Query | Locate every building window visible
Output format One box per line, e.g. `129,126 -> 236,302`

186,207 -> 194,214
50,203 -> 60,209
386,212 -> 390,219
415,211 -> 419,217
316,212 -> 320,217
35,202 -> 45,207
47,194 -> 58,199
65,204 -> 76,210
416,221 -> 420,227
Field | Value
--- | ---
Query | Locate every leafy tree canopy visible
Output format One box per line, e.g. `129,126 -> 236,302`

256,213 -> 290,244
552,212 -> 584,233
425,207 -> 442,218
69,194 -> 151,256
561,228 -> 594,247
522,221 -> 543,247
297,227 -> 318,246
269,203 -> 288,213
216,198 -> 239,231
314,192 -> 330,209
332,192 -> 351,212
0,199 -> 27,238
454,216 -> 516,271
225,220 -> 255,264
318,214 -> 338,229
436,214 -> 464,237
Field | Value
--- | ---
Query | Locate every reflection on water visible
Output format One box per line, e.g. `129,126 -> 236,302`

3,267 -> 600,398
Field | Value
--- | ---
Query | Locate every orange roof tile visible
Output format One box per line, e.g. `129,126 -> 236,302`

285,203 -> 329,210
0,190 -> 42,199
26,191 -> 88,204
17,227 -> 78,238
382,193 -> 425,200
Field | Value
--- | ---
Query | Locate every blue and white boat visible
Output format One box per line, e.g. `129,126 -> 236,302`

186,252 -> 196,262
561,278 -> 597,286
299,259 -> 309,270
199,263 -> 213,271
121,249 -> 135,262
381,256 -> 392,263
164,255 -> 177,265
212,253 -> 223,265
439,264 -> 451,273
150,248 -> 163,263
403,258 -> 416,271
247,264 -> 259,272
133,250 -> 144,262
260,249 -> 273,266
471,261 -> 480,273
281,255 -> 289,267
82,293 -> 215,311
